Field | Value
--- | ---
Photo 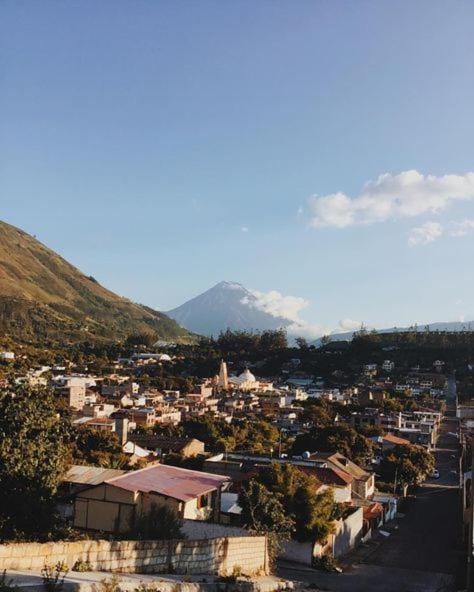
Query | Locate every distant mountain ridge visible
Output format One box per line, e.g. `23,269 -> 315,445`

0,220 -> 192,343
314,320 -> 474,345
166,281 -> 292,336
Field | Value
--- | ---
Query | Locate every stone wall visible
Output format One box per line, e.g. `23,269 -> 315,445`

0,536 -> 268,576
181,520 -> 249,539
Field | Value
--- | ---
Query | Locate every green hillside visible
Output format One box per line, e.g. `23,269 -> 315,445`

0,221 -> 192,343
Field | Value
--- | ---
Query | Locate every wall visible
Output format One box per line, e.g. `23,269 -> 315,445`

332,507 -> 363,558
0,536 -> 268,577
280,540 -> 313,566
181,520 -> 249,539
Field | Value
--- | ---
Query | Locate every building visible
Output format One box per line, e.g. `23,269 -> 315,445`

129,435 -> 205,458
372,433 -> 411,452
73,464 -> 230,533
228,369 -> 273,392
310,452 -> 375,499
217,360 -> 229,390
0,351 -> 15,361
73,417 -> 116,432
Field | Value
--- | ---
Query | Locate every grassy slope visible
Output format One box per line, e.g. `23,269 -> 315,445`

0,221 -> 192,343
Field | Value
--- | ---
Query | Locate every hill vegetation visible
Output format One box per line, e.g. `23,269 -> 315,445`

0,221 -> 193,344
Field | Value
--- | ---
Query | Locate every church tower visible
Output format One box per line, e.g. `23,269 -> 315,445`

218,359 -> 229,390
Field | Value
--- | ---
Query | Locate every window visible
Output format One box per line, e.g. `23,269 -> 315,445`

197,494 -> 210,509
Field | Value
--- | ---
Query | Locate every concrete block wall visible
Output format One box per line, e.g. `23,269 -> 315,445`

0,536 -> 267,577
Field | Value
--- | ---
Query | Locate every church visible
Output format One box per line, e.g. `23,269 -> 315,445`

216,360 -> 273,393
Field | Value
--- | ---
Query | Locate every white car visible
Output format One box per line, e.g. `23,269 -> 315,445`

430,469 -> 440,479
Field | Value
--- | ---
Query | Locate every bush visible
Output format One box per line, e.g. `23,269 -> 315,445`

41,562 -> 69,592
127,504 -> 183,540
314,552 -> 340,572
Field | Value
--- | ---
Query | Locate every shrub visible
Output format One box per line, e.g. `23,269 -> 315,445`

127,504 -> 183,540
41,562 -> 69,592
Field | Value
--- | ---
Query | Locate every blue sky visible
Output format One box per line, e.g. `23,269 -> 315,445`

1,1 -> 474,336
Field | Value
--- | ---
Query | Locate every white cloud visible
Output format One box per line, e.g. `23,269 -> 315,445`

338,318 -> 364,332
286,321 -> 331,341
241,226 -> 249,233
408,221 -> 443,246
308,170 -> 474,228
241,289 -> 330,340
450,218 -> 474,237
244,290 -> 309,323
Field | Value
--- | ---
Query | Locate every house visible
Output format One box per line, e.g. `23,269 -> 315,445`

129,407 -> 156,427
382,360 -> 395,372
0,351 -> 15,361
363,363 -> 377,378
73,416 -> 116,432
73,464 -> 230,533
129,435 -> 205,458
310,452 -> 375,499
372,433 -> 411,452
298,466 -> 353,503
63,465 -> 127,495
282,506 -> 364,565
122,441 -> 155,465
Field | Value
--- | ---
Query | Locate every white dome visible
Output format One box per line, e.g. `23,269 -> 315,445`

238,368 -> 256,382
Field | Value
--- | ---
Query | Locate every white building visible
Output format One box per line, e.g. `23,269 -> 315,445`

382,360 -> 395,372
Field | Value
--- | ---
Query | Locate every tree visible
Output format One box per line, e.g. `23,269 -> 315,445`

320,335 -> 331,346
125,331 -> 158,348
71,426 -> 130,468
127,504 -> 183,540
256,463 -> 336,544
295,337 -> 309,350
293,485 -> 336,543
0,387 -> 70,540
292,424 -> 373,464
238,480 -> 294,561
259,329 -> 288,352
379,444 -> 434,490
300,402 -> 333,429
239,480 -> 293,534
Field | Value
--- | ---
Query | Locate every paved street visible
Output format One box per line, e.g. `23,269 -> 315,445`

278,379 -> 462,592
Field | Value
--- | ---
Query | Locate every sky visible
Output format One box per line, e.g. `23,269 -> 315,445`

1,1 -> 474,337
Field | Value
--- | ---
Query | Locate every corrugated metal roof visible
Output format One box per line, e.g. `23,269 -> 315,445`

105,464 -> 229,502
65,465 -> 127,486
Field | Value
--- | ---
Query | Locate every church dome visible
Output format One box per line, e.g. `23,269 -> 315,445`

238,368 -> 256,382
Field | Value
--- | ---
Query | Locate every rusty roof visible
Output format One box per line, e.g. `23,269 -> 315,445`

65,465 -> 127,486
105,464 -> 229,502
300,465 -> 353,486
383,433 -> 411,446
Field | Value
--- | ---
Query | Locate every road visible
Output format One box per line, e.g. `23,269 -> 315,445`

278,378 -> 461,592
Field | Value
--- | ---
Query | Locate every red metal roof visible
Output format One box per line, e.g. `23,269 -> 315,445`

105,464 -> 229,502
383,433 -> 411,446
300,465 -> 353,486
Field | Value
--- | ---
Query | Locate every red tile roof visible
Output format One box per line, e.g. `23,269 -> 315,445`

105,464 -> 229,502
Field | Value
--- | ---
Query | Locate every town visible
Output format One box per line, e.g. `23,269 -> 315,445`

0,328 -> 472,591
2,2 -> 474,591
